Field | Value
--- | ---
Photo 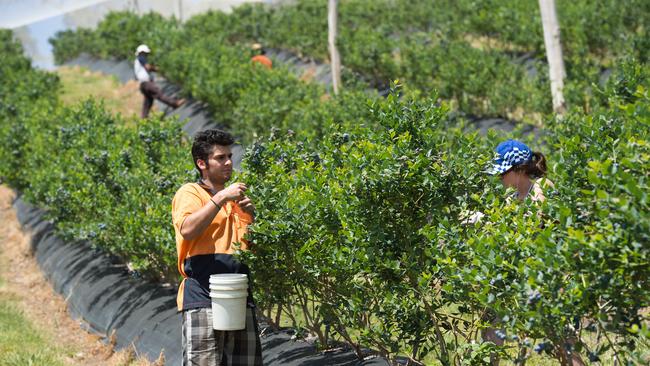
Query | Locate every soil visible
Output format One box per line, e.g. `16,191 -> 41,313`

0,185 -> 160,366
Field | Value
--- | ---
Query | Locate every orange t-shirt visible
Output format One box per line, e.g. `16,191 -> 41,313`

251,55 -> 273,69
171,183 -> 253,310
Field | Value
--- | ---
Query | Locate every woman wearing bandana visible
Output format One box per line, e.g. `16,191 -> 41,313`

486,139 -> 551,202
483,140 -> 584,365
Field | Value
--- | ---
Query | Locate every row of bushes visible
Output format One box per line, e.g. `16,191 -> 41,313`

209,0 -> 649,113
239,66 -> 650,363
211,0 -> 649,66
50,9 -> 547,119
51,11 -> 375,145
50,0 -> 649,120
1,30 -> 186,280
6,26 -> 650,363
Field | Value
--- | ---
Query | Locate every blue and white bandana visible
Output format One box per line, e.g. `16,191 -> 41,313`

487,139 -> 532,175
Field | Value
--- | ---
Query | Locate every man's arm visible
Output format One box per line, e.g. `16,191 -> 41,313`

138,54 -> 158,72
144,63 -> 158,72
179,182 -> 248,240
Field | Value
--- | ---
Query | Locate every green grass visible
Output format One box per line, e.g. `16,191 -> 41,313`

0,282 -> 68,366
57,65 -> 143,124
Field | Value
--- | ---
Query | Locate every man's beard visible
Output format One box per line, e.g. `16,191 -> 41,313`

205,161 -> 231,183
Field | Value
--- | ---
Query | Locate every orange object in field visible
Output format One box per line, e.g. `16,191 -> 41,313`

251,55 -> 272,69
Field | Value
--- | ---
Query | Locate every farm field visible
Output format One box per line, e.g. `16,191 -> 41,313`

1,0 -> 648,364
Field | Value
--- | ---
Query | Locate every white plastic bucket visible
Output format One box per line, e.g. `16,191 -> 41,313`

209,274 -> 249,330
209,283 -> 249,291
209,273 -> 248,283
210,289 -> 248,298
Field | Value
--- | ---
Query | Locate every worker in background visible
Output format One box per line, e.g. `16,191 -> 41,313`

250,43 -> 272,69
134,44 -> 185,118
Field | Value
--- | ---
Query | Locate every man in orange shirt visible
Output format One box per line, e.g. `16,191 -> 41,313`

172,129 -> 262,365
250,43 -> 272,69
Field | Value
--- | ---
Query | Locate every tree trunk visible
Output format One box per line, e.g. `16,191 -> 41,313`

539,0 -> 567,115
274,303 -> 283,328
177,0 -> 183,23
131,0 -> 140,14
328,0 -> 342,95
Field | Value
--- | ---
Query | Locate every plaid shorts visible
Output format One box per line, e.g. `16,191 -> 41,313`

182,307 -> 263,366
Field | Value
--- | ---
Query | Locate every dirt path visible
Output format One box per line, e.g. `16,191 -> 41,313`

0,185 -> 159,366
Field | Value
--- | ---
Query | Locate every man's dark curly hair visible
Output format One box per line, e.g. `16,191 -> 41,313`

191,129 -> 234,175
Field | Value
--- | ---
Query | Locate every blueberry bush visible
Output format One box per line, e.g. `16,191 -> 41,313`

237,73 -> 649,363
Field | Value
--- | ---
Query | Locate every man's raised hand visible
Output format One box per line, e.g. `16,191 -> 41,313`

237,197 -> 255,215
217,182 -> 248,203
